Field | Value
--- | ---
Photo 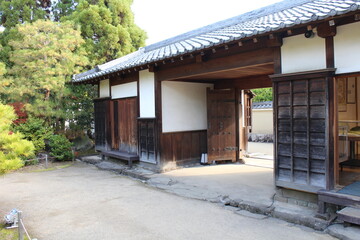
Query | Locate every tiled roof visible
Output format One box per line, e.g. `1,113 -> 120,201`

73,0 -> 360,83
252,101 -> 273,109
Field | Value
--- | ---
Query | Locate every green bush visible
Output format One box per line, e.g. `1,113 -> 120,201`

0,103 -> 35,174
48,134 -> 73,161
14,117 -> 52,154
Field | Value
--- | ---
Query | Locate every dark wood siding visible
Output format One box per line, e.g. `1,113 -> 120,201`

94,99 -> 110,151
160,130 -> 207,165
271,69 -> 335,193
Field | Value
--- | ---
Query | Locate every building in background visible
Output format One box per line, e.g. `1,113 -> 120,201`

73,0 -> 360,222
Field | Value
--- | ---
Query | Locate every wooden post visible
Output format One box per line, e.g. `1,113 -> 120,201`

45,154 -> 48,169
18,211 -> 24,240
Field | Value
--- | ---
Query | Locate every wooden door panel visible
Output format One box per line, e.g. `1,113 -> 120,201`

207,89 -> 237,162
94,99 -> 109,150
127,98 -> 138,153
110,101 -> 119,150
110,98 -> 138,154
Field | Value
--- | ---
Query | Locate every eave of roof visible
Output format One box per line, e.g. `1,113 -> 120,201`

73,0 -> 360,83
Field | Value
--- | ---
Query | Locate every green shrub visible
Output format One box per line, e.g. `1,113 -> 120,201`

48,134 -> 73,161
14,117 -> 52,154
0,103 -> 35,174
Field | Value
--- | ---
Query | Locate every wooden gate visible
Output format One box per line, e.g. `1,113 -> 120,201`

110,97 -> 138,154
207,89 -> 237,162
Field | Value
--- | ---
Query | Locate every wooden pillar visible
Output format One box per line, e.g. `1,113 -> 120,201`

154,75 -> 162,165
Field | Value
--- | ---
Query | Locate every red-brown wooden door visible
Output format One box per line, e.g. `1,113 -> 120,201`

110,97 -> 138,154
207,89 -> 237,162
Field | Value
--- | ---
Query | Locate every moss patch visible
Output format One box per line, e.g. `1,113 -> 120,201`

0,224 -> 18,240
30,163 -> 74,172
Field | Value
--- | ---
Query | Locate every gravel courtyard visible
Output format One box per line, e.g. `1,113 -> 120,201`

0,162 -> 335,240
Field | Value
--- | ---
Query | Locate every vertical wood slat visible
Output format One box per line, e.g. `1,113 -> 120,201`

235,88 -> 240,160
306,80 -> 311,185
326,76 -> 335,190
154,78 -> 162,164
273,82 -> 279,182
290,81 -> 294,182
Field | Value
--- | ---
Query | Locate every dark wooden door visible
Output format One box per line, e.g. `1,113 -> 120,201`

138,119 -> 156,163
94,99 -> 109,151
271,72 -> 333,192
110,98 -> 138,154
207,89 -> 237,162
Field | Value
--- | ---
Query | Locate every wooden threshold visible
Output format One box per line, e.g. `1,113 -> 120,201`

337,207 -> 360,225
317,189 -> 360,214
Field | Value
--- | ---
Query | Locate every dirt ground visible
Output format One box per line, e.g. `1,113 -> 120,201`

0,162 -> 335,240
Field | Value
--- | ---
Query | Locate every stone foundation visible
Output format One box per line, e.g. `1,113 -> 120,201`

275,187 -> 318,209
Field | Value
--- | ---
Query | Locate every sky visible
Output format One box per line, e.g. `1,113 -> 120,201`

132,0 -> 283,45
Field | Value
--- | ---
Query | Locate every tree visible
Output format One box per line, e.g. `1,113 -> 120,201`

52,0 -> 79,22
252,88 -> 273,102
0,20 -> 88,125
65,0 -> 146,66
0,0 -> 49,29
62,84 -> 97,137
0,62 -> 5,75
0,0 -> 78,66
0,103 -> 35,174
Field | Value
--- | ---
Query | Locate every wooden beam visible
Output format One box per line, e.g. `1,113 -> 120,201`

157,48 -> 275,81
326,36 -> 334,68
214,75 -> 272,89
110,71 -> 138,86
273,47 -> 281,74
317,22 -> 337,38
270,68 -> 336,82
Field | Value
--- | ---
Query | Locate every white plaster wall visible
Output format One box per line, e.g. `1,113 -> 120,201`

162,81 -> 213,132
139,70 -> 155,118
111,82 -> 137,99
252,109 -> 273,134
99,79 -> 110,98
281,32 -> 326,74
334,21 -> 360,74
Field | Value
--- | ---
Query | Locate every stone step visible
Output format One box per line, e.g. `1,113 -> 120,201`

337,207 -> 360,225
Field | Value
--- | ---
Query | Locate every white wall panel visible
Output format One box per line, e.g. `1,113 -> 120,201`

281,33 -> 326,74
99,79 -> 110,98
111,82 -> 137,99
162,81 -> 213,133
139,70 -> 155,118
334,21 -> 360,74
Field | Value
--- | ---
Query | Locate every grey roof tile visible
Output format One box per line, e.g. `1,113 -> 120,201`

252,101 -> 273,109
73,0 -> 360,83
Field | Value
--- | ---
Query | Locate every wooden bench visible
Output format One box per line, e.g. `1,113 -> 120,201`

101,150 -> 139,168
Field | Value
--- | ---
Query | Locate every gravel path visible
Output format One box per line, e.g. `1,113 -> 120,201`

0,162 -> 335,240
